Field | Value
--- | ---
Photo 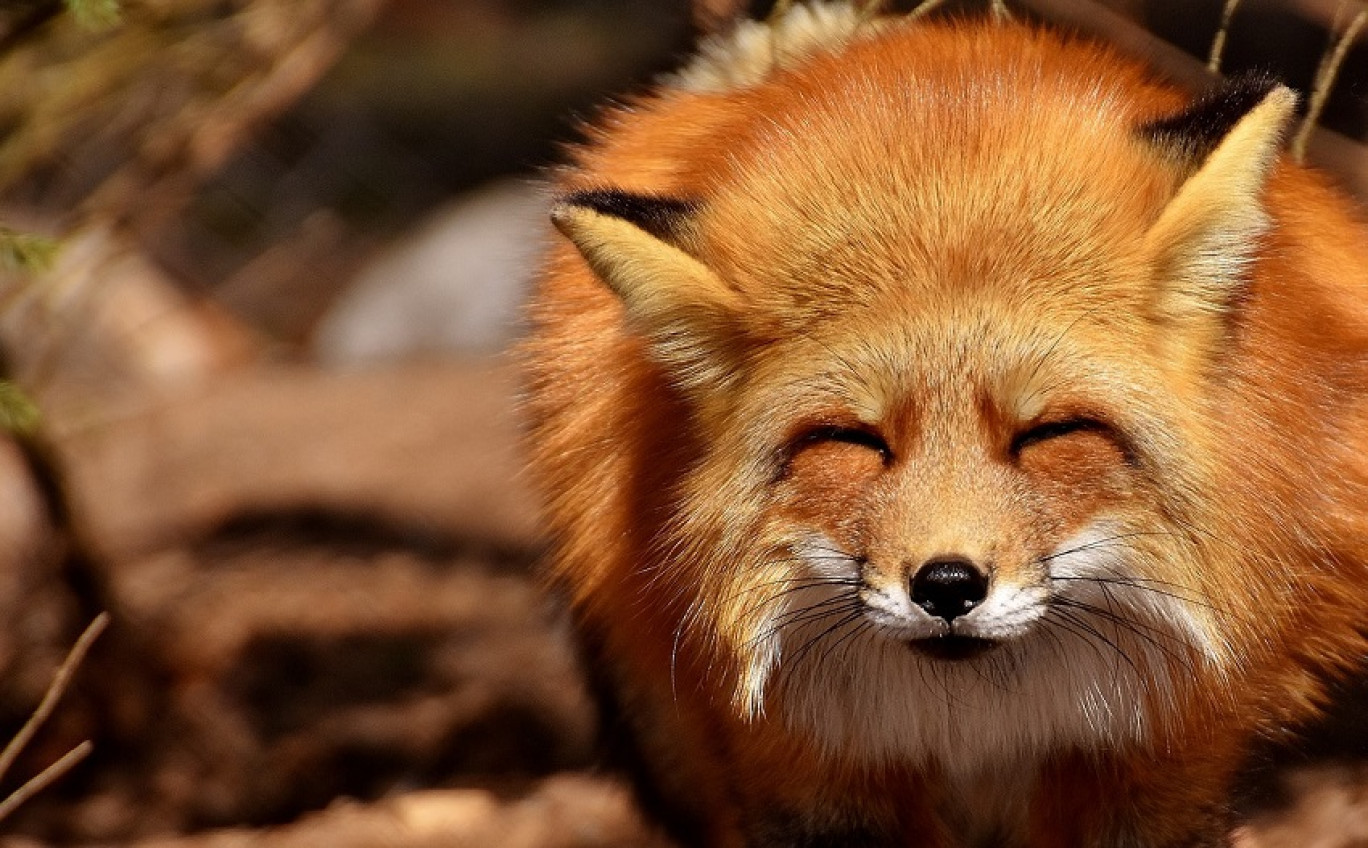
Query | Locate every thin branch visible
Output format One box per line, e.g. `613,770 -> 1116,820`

1292,5 -> 1368,162
1208,0 -> 1245,73
0,741 -> 92,823
0,612 -> 108,784
1296,5 -> 1345,152
908,0 -> 952,21
858,0 -> 886,21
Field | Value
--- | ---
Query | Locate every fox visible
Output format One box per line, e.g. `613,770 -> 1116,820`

521,3 -> 1368,846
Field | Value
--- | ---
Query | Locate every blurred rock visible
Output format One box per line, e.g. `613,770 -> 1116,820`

0,226 -> 258,426
54,360 -> 539,563
312,181 -> 548,364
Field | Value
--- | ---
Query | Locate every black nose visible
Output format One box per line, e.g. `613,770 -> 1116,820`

909,558 -> 989,621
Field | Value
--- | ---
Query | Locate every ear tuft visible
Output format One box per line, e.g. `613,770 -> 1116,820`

1142,73 -> 1291,165
557,189 -> 700,243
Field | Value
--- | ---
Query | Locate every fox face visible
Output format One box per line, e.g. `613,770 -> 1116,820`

549,51 -> 1298,768
637,246 -> 1232,767
528,21 -> 1368,838
722,310 -> 1218,766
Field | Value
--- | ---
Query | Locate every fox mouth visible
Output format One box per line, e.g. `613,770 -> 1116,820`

908,634 -> 1000,661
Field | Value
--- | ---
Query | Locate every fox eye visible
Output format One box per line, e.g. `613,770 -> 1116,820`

795,425 -> 892,462
1010,417 -> 1110,455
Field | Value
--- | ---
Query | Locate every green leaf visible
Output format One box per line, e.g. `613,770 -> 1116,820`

0,229 -> 58,273
0,382 -> 40,437
64,0 -> 122,30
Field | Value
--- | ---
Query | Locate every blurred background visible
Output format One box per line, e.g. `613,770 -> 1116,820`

0,1 -> 1366,846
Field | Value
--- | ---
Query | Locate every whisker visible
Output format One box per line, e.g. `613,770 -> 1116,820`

1050,573 -> 1253,625
1041,534 -> 1257,626
816,616 -> 873,668
736,583 -> 860,623
969,651 -> 1012,692
724,574 -> 860,610
748,597 -> 862,647
1053,598 -> 1194,666
1036,530 -> 1193,565
1019,305 -> 1104,405
1049,607 -> 1143,678
764,594 -> 859,628
1060,596 -> 1202,670
784,609 -> 867,678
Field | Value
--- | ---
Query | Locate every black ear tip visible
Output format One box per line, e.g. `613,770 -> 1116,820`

1221,71 -> 1283,97
1221,72 -> 1297,113
1142,72 -> 1295,161
556,189 -> 701,241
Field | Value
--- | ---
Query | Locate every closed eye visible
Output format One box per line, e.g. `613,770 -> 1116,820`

797,426 -> 892,461
1010,417 -> 1111,455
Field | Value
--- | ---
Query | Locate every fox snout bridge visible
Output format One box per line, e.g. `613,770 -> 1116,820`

909,558 -> 989,621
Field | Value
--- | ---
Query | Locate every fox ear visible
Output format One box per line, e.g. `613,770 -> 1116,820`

552,189 -> 744,390
1141,79 -> 1297,369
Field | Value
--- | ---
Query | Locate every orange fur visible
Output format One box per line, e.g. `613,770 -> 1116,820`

523,7 -> 1368,846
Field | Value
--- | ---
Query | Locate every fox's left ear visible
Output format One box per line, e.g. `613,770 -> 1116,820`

1140,77 -> 1297,368
551,189 -> 745,394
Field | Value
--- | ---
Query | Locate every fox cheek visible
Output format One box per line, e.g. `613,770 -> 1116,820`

778,440 -> 889,552
1016,431 -> 1135,512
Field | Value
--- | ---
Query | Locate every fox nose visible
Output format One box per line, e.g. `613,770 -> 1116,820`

909,557 -> 989,621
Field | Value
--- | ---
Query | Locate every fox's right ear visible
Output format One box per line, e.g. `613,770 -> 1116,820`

552,189 -> 744,391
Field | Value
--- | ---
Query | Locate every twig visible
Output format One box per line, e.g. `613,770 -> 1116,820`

859,0 -> 886,20
908,0 -> 951,21
0,613 -> 108,785
1208,0 -> 1245,73
1292,5 -> 1368,162
0,741 -> 92,823
990,0 -> 1013,21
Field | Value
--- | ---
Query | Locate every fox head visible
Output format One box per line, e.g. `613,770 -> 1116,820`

551,24 -> 1302,768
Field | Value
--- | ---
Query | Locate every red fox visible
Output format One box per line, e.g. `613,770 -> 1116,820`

522,3 -> 1368,845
